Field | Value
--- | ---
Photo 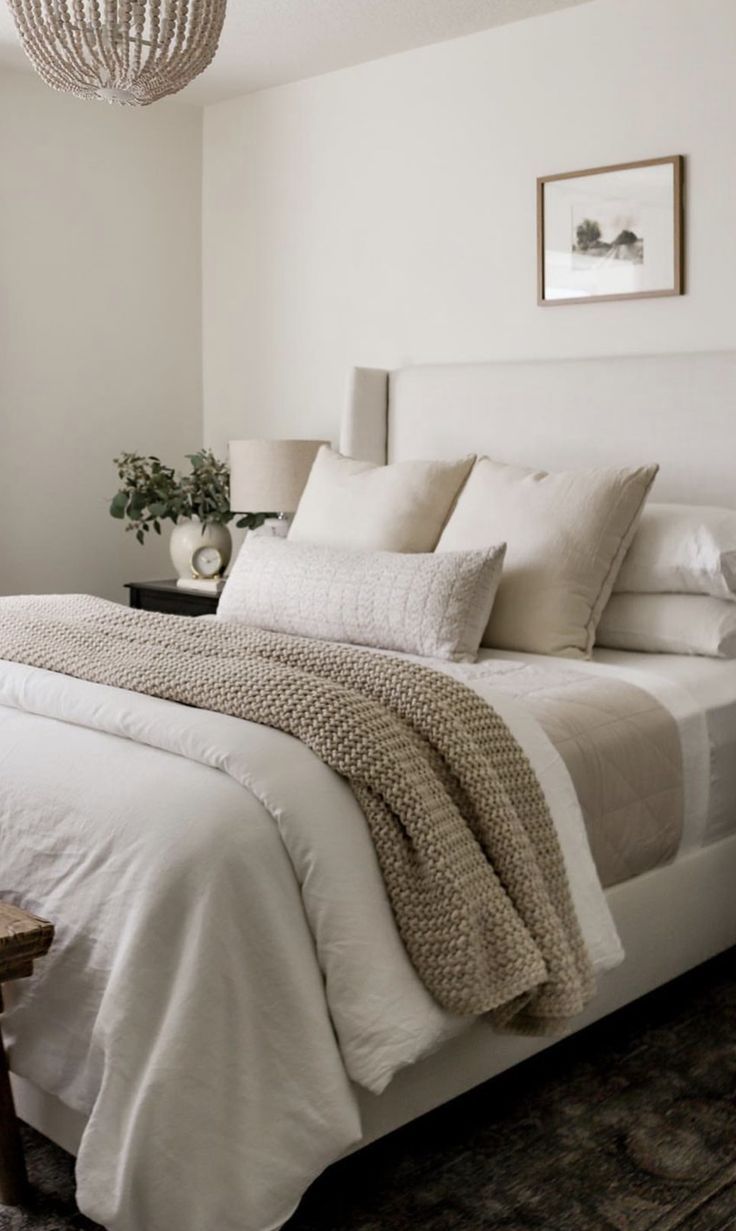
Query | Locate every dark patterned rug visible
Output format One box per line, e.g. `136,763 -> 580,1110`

3,950 -> 735,1231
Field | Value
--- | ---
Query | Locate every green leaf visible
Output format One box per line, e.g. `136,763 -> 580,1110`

110,446 -> 232,540
109,491 -> 128,519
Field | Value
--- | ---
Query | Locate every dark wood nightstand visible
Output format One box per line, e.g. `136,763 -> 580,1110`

125,579 -> 221,618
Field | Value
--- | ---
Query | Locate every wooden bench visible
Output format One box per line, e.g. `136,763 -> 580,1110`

0,903 -> 54,1207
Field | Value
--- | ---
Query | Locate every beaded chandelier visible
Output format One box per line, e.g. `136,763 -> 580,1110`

7,1 -> 227,106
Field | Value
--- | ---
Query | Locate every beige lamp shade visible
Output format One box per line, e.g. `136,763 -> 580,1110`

229,439 -> 328,514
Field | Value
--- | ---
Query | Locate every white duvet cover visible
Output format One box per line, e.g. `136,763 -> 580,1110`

0,657 -> 621,1231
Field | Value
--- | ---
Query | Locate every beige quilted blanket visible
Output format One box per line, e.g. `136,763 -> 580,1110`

472,660 -> 684,887
0,594 -> 594,1029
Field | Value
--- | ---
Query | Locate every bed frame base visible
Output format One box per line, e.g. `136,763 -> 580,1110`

12,834 -> 736,1161
357,834 -> 736,1143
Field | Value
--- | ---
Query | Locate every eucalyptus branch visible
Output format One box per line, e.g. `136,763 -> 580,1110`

109,449 -> 274,545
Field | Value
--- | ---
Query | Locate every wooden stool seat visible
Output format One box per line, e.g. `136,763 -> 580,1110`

0,902 -> 54,1208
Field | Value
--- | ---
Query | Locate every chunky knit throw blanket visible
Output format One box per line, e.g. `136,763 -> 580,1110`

0,594 -> 594,1029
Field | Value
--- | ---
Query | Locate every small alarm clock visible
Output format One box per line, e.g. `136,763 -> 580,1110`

191,544 -> 224,580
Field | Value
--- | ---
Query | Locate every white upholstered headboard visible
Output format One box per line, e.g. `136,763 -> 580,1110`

340,352 -> 736,507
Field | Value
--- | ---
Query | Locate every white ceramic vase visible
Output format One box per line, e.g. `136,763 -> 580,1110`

169,518 -> 232,580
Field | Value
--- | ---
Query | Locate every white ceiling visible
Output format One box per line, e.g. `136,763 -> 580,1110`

0,0 -> 592,105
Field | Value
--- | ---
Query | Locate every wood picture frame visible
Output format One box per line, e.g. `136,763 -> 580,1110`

537,155 -> 684,306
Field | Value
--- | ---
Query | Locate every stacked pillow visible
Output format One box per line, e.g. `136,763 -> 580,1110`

436,456 -> 658,658
221,446 -> 506,662
596,504 -> 736,657
293,446 -> 662,660
219,536 -> 506,663
288,445 -> 473,551
223,445 -> 664,663
224,442 -> 736,662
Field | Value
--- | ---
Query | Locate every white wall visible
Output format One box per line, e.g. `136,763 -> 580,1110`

0,69 -> 202,599
202,0 -> 736,453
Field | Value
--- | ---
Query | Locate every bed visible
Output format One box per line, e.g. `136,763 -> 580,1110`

2,350 -> 736,1231
343,349 -> 736,1144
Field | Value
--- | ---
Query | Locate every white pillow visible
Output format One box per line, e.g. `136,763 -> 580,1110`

597,593 -> 736,658
436,456 -> 658,659
288,446 -> 474,552
218,536 -> 506,663
615,503 -> 736,600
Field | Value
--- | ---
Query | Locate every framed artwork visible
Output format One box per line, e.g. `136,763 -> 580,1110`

537,155 -> 683,306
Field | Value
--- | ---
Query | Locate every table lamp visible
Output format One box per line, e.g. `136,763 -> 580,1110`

228,439 -> 328,534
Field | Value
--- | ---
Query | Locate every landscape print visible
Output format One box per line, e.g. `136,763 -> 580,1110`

571,204 -> 644,267
539,156 -> 682,304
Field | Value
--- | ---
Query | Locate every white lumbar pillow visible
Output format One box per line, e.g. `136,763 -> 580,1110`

436,456 -> 658,659
218,536 -> 506,663
614,503 -> 736,600
288,445 -> 474,552
597,593 -> 736,658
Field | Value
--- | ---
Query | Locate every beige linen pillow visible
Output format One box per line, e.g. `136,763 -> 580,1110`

219,536 -> 506,662
597,593 -> 736,658
436,456 -> 658,658
288,446 -> 474,552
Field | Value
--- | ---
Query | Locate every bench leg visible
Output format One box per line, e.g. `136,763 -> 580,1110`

0,1021 -> 27,1206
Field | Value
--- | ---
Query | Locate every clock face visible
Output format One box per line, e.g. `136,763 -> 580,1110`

192,545 -> 224,579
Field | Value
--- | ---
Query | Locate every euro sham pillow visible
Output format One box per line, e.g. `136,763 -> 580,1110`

436,456 -> 658,658
288,445 -> 474,552
597,593 -> 736,658
614,503 -> 736,600
218,536 -> 506,663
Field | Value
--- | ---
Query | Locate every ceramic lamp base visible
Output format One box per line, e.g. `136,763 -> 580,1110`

248,515 -> 291,540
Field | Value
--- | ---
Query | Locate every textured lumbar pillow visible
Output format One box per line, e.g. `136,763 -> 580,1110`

597,592 -> 736,658
614,503 -> 736,600
218,535 -> 506,662
436,456 -> 658,658
288,445 -> 474,552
